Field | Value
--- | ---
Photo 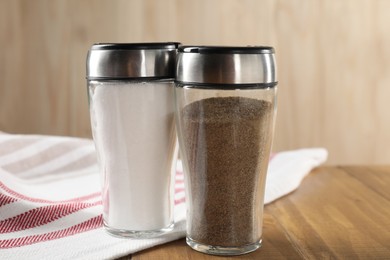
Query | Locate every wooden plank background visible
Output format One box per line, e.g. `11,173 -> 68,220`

0,0 -> 389,164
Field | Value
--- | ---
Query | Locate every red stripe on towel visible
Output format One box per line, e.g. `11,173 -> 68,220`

0,201 -> 101,233
0,215 -> 103,248
0,193 -> 18,207
174,197 -> 186,205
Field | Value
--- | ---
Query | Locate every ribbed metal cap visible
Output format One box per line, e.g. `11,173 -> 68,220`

176,46 -> 277,85
86,42 -> 180,80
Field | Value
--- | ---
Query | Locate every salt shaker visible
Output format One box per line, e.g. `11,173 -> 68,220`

175,46 -> 277,255
86,42 -> 179,237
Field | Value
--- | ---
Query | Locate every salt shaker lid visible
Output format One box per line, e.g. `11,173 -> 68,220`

87,42 -> 180,80
176,45 -> 277,85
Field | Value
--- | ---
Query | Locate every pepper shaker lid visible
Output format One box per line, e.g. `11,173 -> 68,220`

176,45 -> 277,85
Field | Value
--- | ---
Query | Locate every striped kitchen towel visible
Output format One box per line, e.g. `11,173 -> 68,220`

0,132 -> 327,259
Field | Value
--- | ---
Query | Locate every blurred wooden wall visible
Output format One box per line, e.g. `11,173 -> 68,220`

0,0 -> 389,164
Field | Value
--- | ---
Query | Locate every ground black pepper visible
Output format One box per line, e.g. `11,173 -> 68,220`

181,96 -> 273,247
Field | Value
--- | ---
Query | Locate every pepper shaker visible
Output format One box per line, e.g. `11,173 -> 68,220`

174,46 -> 278,255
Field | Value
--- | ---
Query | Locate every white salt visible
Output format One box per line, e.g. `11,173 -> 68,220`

89,80 -> 177,233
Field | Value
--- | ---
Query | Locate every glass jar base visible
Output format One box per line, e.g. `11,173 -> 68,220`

186,237 -> 262,256
104,221 -> 174,239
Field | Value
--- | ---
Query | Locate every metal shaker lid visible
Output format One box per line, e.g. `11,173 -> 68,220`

86,42 -> 180,80
176,46 -> 277,85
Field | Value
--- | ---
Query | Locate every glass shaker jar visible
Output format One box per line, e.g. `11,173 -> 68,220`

86,42 -> 179,238
175,46 -> 277,255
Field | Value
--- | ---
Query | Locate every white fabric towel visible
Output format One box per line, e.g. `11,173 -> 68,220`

0,132 -> 327,259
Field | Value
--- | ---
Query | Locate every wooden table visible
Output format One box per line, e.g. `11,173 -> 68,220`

129,166 -> 390,259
